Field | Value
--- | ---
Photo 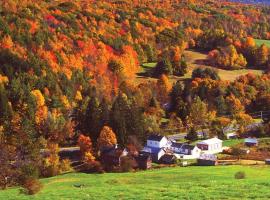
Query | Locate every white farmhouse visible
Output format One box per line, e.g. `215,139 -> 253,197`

170,142 -> 201,159
146,135 -> 169,148
142,135 -> 170,162
196,138 -> 223,154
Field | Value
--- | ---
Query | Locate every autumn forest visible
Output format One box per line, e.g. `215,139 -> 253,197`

1,0 -> 270,194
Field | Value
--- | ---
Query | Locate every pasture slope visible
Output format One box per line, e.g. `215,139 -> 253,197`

137,50 -> 263,83
1,165 -> 270,200
255,39 -> 270,47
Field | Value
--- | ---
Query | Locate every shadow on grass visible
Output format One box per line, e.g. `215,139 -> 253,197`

137,65 -> 155,78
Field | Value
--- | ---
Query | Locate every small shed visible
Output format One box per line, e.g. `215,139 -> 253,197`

100,145 -> 127,169
160,154 -> 177,164
197,138 -> 223,154
244,138 -> 258,147
142,147 -> 166,163
197,154 -> 218,166
265,159 -> 270,165
226,132 -> 238,139
136,153 -> 152,170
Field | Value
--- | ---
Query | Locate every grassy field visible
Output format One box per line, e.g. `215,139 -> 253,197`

1,166 -> 270,200
136,50 -> 263,83
223,139 -> 244,147
183,50 -> 263,81
255,39 -> 270,48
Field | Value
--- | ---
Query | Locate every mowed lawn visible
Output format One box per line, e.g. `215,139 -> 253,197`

255,39 -> 270,48
1,166 -> 270,200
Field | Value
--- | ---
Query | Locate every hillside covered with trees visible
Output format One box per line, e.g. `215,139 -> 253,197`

1,0 -> 270,193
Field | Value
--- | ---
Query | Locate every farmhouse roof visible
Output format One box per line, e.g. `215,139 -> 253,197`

143,146 -> 165,154
197,138 -> 222,145
160,154 -> 176,163
137,153 -> 151,161
181,144 -> 196,150
171,142 -> 183,148
199,154 -> 217,161
147,134 -> 166,142
244,138 -> 258,144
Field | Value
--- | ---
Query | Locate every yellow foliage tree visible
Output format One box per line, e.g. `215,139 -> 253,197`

156,74 -> 172,104
75,91 -> 82,101
97,126 -> 117,149
226,94 -> 244,115
31,90 -> 45,107
0,74 -> 9,84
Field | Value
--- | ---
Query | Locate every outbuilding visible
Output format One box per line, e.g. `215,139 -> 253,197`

136,152 -> 152,170
146,135 -> 169,149
197,154 -> 218,166
160,154 -> 177,164
142,146 -> 166,163
197,138 -> 223,154
245,138 -> 258,147
170,142 -> 201,159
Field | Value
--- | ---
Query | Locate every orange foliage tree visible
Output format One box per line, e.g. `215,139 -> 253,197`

97,126 -> 117,149
77,134 -> 93,155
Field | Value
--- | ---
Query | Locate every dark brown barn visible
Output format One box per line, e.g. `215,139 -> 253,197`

100,146 -> 128,170
136,153 -> 152,170
197,154 -> 218,166
160,154 -> 177,164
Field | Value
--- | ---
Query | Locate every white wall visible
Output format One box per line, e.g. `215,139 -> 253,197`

159,137 -> 168,148
158,150 -> 165,160
205,142 -> 223,154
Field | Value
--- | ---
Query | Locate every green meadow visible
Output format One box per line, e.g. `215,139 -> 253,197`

255,39 -> 270,47
1,165 -> 270,200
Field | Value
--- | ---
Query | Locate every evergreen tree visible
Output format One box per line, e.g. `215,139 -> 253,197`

0,85 -> 11,123
84,97 -> 102,143
189,96 -> 208,126
170,81 -> 188,121
186,127 -> 198,141
110,93 -> 129,146
100,98 -> 111,127
153,58 -> 173,77
143,44 -> 156,62
172,58 -> 188,76
255,44 -> 269,68
192,68 -> 220,80
149,97 -> 158,108
127,98 -> 145,142
215,96 -> 228,115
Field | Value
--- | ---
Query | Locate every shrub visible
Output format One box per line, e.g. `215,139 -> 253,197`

22,177 -> 43,195
120,156 -> 136,172
41,165 -> 59,178
192,67 -> 220,80
59,159 -> 73,173
153,58 -> 173,77
79,161 -> 104,173
231,147 -> 244,160
235,171 -> 246,179
185,127 -> 198,141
